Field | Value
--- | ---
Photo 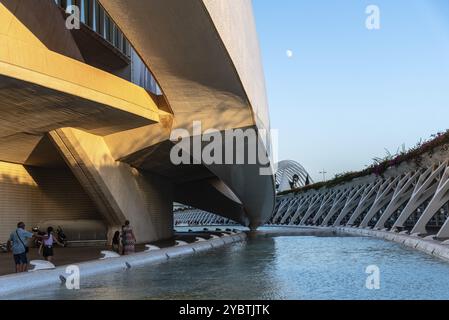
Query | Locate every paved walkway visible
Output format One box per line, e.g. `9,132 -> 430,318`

0,232 -> 217,276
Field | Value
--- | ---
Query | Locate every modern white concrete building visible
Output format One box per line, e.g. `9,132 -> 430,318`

0,0 -> 275,244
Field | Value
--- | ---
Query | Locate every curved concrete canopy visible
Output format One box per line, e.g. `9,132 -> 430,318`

202,0 -> 270,133
99,0 -> 275,227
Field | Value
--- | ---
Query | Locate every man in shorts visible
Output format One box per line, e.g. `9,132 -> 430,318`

7,222 -> 35,273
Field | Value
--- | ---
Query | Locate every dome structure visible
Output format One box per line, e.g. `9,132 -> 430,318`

275,160 -> 313,192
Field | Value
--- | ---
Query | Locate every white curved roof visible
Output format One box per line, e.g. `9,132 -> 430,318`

275,160 -> 313,192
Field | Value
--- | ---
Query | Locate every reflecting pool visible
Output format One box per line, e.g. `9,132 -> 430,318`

7,227 -> 449,300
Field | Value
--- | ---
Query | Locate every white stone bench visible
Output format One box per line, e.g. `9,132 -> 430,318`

29,260 -> 55,272
144,244 -> 161,252
99,250 -> 120,260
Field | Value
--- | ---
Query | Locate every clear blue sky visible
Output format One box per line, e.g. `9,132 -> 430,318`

253,0 -> 449,181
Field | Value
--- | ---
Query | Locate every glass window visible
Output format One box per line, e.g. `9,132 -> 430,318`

80,0 -> 86,23
54,0 -> 159,93
81,0 -> 94,27
131,49 -> 161,95
105,15 -> 112,42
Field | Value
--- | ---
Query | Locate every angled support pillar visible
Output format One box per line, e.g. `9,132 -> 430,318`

393,162 -> 446,229
374,171 -> 421,229
300,192 -> 328,225
333,184 -> 368,226
281,197 -> 305,224
280,198 -> 301,224
347,179 -> 383,226
437,210 -> 449,239
269,199 -> 283,223
273,199 -> 284,213
360,176 -> 401,227
271,197 -> 294,223
289,194 -> 315,225
271,198 -> 290,223
411,164 -> 449,236
284,198 -> 302,223
322,188 -> 354,226
313,190 -> 340,224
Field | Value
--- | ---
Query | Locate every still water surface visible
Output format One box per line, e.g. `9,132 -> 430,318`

8,227 -> 449,300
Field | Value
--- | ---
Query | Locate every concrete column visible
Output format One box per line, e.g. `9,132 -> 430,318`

49,128 -> 174,243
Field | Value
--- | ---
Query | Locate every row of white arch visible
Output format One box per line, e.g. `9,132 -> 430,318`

270,160 -> 449,239
174,209 -> 237,226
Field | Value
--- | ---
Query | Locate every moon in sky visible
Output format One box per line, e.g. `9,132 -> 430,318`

286,50 -> 293,58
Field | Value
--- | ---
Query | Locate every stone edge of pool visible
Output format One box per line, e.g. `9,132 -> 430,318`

0,232 -> 247,298
334,227 -> 449,262
267,225 -> 449,263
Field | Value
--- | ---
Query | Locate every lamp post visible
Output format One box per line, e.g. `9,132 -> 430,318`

319,169 -> 327,182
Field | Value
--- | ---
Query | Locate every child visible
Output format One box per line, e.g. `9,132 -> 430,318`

112,230 -> 121,254
42,226 -> 65,262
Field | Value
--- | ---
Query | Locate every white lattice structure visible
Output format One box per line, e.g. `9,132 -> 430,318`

269,147 -> 449,240
174,209 -> 239,227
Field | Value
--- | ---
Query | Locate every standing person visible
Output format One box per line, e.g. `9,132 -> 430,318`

7,222 -> 34,273
42,226 -> 65,262
121,220 -> 136,255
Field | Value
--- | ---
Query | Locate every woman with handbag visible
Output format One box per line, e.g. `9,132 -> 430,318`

121,220 -> 136,255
